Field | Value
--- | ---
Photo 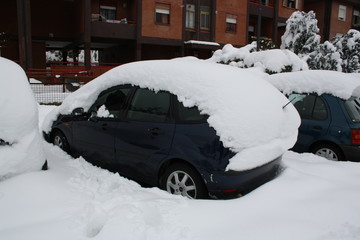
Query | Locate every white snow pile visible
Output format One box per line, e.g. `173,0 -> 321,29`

268,70 -> 360,99
0,57 -> 46,179
43,58 -> 300,171
208,43 -> 308,74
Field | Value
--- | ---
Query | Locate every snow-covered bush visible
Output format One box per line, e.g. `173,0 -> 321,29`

306,29 -> 360,73
307,41 -> 342,71
208,43 -> 308,74
332,29 -> 360,73
280,11 -> 321,57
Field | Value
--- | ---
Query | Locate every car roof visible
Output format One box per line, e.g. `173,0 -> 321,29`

268,70 -> 360,100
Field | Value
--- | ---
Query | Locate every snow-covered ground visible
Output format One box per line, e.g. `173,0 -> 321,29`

0,105 -> 360,240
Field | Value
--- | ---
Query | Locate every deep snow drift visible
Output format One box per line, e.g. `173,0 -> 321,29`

0,104 -> 359,240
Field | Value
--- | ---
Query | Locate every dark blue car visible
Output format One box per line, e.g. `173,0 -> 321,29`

289,93 -> 360,161
46,85 -> 281,199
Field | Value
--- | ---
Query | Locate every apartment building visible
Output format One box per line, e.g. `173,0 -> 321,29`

304,0 -> 360,41
0,0 -> 357,75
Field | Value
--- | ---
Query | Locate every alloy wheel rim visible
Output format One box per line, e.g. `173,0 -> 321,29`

166,170 -> 197,199
54,135 -> 63,149
315,148 -> 338,161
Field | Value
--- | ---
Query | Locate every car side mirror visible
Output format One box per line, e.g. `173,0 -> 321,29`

89,111 -> 98,122
72,107 -> 84,116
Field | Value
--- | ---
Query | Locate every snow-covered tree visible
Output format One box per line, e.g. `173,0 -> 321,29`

281,11 -> 321,57
332,29 -> 360,73
307,41 -> 342,71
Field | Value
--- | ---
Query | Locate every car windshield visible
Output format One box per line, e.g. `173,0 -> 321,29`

343,97 -> 360,123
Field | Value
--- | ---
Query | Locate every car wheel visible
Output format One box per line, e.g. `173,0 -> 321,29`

312,144 -> 343,161
52,131 -> 70,153
161,163 -> 208,199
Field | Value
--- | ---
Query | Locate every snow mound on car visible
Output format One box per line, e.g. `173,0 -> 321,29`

43,59 -> 300,171
268,70 -> 360,100
0,57 -> 45,179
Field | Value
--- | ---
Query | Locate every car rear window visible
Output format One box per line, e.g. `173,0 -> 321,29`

344,97 -> 360,123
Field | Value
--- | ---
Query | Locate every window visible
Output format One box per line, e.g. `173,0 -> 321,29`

155,4 -> 170,25
290,94 -> 328,120
100,5 -> 116,20
353,9 -> 360,27
344,97 -> 360,123
177,101 -> 208,123
200,6 -> 210,30
226,15 -> 237,33
186,4 -> 195,29
283,0 -> 298,9
338,5 -> 346,21
127,88 -> 171,122
90,86 -> 132,119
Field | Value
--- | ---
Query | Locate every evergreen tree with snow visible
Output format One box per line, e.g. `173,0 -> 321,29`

307,41 -> 342,71
332,29 -> 360,73
281,11 -> 321,57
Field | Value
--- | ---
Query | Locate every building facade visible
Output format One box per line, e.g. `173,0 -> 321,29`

0,0 -> 357,74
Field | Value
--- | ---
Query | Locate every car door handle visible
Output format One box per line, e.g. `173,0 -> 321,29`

148,128 -> 164,136
313,126 -> 323,130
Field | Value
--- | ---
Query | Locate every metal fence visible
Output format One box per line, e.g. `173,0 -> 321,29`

30,81 -> 83,105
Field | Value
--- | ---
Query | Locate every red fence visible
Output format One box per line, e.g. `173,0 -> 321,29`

27,62 -> 120,84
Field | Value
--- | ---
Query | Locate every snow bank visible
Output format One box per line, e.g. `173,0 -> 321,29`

268,70 -> 360,99
0,57 -> 45,179
43,58 -> 300,171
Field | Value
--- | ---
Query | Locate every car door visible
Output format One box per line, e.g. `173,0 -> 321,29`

72,86 -> 132,169
290,94 -> 331,151
114,88 -> 175,184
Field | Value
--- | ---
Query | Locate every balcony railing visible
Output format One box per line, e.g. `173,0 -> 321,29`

250,0 -> 274,8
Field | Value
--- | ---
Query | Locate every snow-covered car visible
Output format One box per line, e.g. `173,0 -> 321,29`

268,70 -> 360,161
0,57 -> 46,179
43,58 -> 300,199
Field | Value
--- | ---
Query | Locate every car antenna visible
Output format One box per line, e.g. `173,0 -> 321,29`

282,96 -> 296,110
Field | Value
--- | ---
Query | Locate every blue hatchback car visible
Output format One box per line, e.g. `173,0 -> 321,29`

289,93 -> 360,161
43,59 -> 299,199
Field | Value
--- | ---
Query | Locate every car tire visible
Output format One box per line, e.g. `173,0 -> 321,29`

161,163 -> 208,199
312,144 -> 344,161
52,130 -> 70,153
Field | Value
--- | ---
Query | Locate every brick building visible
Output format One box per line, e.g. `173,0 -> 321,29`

304,0 -> 360,41
0,0 -> 357,76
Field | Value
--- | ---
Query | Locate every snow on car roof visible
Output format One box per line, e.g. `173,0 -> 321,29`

268,70 -> 360,100
43,58 -> 300,171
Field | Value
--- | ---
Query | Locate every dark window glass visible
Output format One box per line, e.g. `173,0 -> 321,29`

178,101 -> 208,123
90,87 -> 131,118
155,6 -> 170,24
127,88 -> 171,122
344,97 -> 360,122
290,94 -> 316,119
313,97 -> 328,120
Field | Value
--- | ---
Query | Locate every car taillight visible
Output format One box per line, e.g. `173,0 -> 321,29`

352,129 -> 360,145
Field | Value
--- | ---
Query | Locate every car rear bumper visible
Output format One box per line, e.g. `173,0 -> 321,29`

200,156 -> 283,199
339,145 -> 360,162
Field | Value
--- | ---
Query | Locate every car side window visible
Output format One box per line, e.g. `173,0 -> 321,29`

290,94 -> 327,120
126,88 -> 171,122
90,86 -> 132,118
313,97 -> 327,120
177,101 -> 208,123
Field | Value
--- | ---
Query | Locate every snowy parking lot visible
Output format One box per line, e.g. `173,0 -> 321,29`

0,105 -> 360,240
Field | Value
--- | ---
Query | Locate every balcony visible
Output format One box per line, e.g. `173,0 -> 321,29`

249,0 -> 275,18
91,14 -> 136,40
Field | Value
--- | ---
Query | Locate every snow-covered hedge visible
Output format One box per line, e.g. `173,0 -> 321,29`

208,43 -> 308,74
